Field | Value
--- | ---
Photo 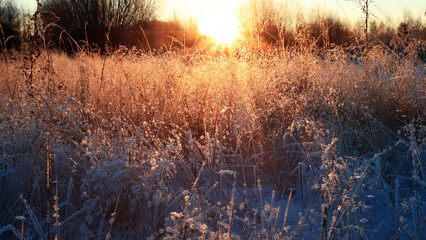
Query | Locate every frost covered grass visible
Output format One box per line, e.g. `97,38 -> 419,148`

0,44 -> 425,239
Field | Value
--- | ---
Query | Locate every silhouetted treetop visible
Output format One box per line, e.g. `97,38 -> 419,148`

43,0 -> 158,50
0,0 -> 21,50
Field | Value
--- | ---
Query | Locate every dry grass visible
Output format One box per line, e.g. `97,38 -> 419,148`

0,42 -> 424,238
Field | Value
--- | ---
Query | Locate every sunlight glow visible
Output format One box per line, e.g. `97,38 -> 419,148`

161,0 -> 426,41
163,0 -> 243,45
195,1 -> 242,45
197,12 -> 241,45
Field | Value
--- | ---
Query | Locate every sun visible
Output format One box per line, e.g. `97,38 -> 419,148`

197,12 -> 241,45
195,1 -> 242,45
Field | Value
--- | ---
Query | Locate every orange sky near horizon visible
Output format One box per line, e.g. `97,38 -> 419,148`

14,0 -> 426,44
161,0 -> 425,23
161,0 -> 425,44
16,0 -> 426,22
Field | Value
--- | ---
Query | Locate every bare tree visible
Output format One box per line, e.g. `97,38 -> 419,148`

43,0 -> 158,50
347,0 -> 371,47
0,0 -> 21,51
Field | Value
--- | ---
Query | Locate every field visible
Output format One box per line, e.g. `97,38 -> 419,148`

0,42 -> 425,239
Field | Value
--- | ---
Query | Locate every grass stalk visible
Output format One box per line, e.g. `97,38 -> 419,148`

46,133 -> 52,240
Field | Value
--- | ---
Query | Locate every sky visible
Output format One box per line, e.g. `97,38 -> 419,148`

15,0 -> 426,20
160,0 -> 425,22
13,0 -> 426,41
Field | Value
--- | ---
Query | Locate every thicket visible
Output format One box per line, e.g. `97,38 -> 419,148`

0,0 -> 21,51
238,0 -> 426,60
41,0 -> 158,52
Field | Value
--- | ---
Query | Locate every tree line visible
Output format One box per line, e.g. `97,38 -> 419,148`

0,0 -> 21,51
0,0 -> 425,56
0,0 -> 203,53
238,0 -> 425,55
